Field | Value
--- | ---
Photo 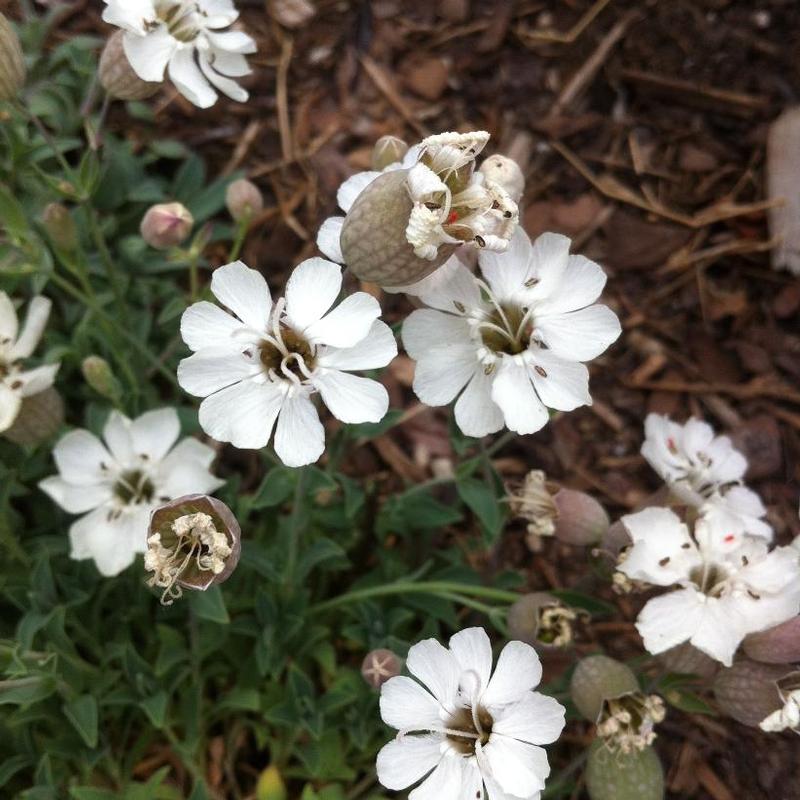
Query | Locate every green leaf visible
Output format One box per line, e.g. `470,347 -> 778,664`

0,755 -> 30,788
456,476 -> 505,540
0,185 -> 29,239
298,538 -> 348,580
139,691 -> 168,729
250,467 -> 295,509
62,694 -> 98,748
189,585 -> 229,624
70,789 -> 119,800
216,687 -> 261,712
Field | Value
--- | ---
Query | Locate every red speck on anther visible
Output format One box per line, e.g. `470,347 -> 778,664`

667,437 -> 677,453
724,534 -> 735,543
446,210 -> 459,225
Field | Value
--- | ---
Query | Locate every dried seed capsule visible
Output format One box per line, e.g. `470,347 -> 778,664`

507,592 -> 581,650
371,135 -> 409,171
657,642 -> 718,680
713,659 -> 788,727
0,13 -> 25,101
586,740 -> 665,800
571,655 -> 640,722
552,487 -> 610,546
361,648 -> 402,689
140,202 -> 194,250
99,31 -> 161,101
743,616 -> 800,664
226,178 -> 264,222
3,387 -> 63,446
146,494 -> 241,604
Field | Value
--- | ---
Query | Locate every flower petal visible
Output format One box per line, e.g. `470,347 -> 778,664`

379,675 -> 444,731
0,383 -> 21,433
317,320 -> 397,371
210,261 -> 272,332
123,27 -> 176,82
479,226 -> 537,302
273,392 -> 324,467
181,301 -> 245,353
284,258 -> 343,332
198,380 -> 284,449
38,476 -> 112,514
16,364 -> 59,398
448,627 -> 493,699
535,304 -> 621,362
69,505 -> 150,577
128,408 -> 181,462
482,736 -> 549,797
303,292 -> 380,349
527,349 -> 591,412
313,370 -> 388,424
533,254 -> 607,315
102,410 -> 134,465
178,348 -> 261,398
0,292 -> 18,343
376,735 -> 443,792
52,430 -> 113,485
453,367 -> 504,438
198,51 -> 248,102
411,344 -> 477,406
102,0 -> 155,33
483,640 -> 542,707
157,438 -> 224,498
168,45 -> 218,108
408,754 -> 465,800
490,359 -> 549,435
414,257 -> 483,313
204,29 -> 257,54
492,692 -> 566,745
406,638 -> 461,713
337,171 -> 381,213
9,296 -> 51,360
316,216 -> 344,263
402,309 -> 471,361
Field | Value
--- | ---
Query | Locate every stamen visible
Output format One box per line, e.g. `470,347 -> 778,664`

395,725 -> 479,741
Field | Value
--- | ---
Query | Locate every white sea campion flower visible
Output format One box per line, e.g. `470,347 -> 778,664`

401,227 -> 621,437
101,0 -> 256,109
377,626 -> 565,799
641,413 -> 772,543
39,409 -> 223,577
177,259 -> 397,466
0,293 -> 59,433
617,507 -> 800,666
760,677 -> 800,733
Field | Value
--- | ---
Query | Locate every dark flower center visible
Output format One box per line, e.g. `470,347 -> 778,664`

480,304 -> 531,355
445,705 -> 493,755
259,327 -> 316,379
113,469 -> 155,505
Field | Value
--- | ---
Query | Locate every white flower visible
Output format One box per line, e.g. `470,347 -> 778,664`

401,228 -> 621,437
760,684 -> 800,733
39,408 -> 223,577
0,293 -> 59,433
377,627 -> 565,800
641,413 -> 772,542
177,259 -> 397,466
618,507 -> 800,666
101,0 -> 256,109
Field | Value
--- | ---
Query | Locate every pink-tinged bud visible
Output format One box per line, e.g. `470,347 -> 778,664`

508,592 -> 582,650
99,31 -> 161,101
571,655 -> 640,722
713,659 -> 787,727
371,135 -> 409,171
140,202 -> 194,250
657,642 -> 718,679
361,648 -> 402,689
146,495 -> 240,604
552,488 -> 610,546
0,13 -> 25,101
479,154 -> 525,203
226,178 -> 264,222
743,616 -> 800,664
586,740 -> 664,800
41,203 -> 77,251
3,387 -> 63,446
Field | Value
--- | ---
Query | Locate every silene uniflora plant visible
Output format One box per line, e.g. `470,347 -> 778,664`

0,5 -> 798,800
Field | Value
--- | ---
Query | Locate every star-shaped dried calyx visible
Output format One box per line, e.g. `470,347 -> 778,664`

361,648 -> 402,689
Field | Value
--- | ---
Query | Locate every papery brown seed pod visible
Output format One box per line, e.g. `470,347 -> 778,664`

586,740 -> 665,800
743,616 -> 800,664
571,655 -> 640,722
140,202 -> 194,250
508,592 -> 580,650
226,178 -> 264,222
0,13 -> 25,101
552,488 -> 610,546
3,387 -> 63,446
147,494 -> 241,600
340,169 -> 456,287
657,642 -> 718,680
361,648 -> 402,689
99,31 -> 161,101
713,658 -> 787,727
371,135 -> 409,171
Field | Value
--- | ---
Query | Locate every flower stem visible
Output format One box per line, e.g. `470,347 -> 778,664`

86,208 -> 128,324
310,581 -> 519,614
228,216 -> 250,262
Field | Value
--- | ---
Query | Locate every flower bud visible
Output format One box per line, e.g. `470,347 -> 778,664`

2,387 -> 63,446
507,592 -> 582,650
41,203 -> 77,251
361,648 -> 402,689
586,740 -> 665,800
0,13 -> 25,101
371,135 -> 409,171
571,655 -> 640,723
225,178 -> 264,222
743,616 -> 800,664
140,202 -> 194,250
479,154 -> 525,203
146,495 -> 240,605
255,764 -> 287,800
341,168 -> 456,287
99,31 -> 161,101
81,356 -> 121,402
713,659 -> 788,727
552,488 -> 610,546
657,642 -> 718,679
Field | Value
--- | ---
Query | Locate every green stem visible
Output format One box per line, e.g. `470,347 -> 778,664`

284,466 -> 310,588
86,208 -> 128,323
49,272 -> 179,388
310,581 -> 518,614
228,216 -> 250,262
188,250 -> 201,302
15,102 -> 74,177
